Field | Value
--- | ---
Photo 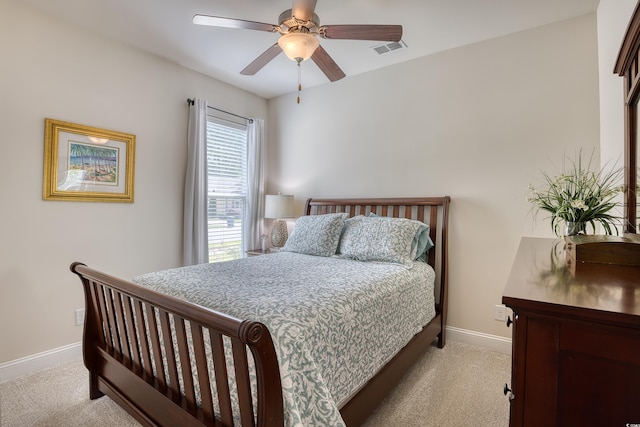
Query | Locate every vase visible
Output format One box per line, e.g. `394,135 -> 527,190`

270,219 -> 288,248
564,221 -> 586,236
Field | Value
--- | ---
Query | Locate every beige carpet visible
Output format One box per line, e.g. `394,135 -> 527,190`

0,341 -> 510,426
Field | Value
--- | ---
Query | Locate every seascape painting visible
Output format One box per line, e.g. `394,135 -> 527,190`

44,118 -> 135,202
67,141 -> 119,186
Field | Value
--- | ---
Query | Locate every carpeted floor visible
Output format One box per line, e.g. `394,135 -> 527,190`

0,340 -> 510,426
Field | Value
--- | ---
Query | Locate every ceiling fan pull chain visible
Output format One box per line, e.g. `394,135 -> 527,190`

297,58 -> 302,104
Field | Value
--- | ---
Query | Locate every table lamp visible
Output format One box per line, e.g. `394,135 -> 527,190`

264,194 -> 294,248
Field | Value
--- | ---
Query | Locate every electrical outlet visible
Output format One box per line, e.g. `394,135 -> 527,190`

494,304 -> 506,321
75,308 -> 85,326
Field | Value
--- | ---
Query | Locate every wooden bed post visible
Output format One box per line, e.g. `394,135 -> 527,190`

437,196 -> 450,348
71,262 -> 105,400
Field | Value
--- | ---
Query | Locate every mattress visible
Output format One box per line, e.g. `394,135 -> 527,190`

133,251 -> 436,427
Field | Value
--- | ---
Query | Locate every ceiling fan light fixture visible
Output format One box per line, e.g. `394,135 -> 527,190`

278,32 -> 319,62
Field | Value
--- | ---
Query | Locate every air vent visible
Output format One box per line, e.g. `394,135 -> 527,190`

372,40 -> 407,55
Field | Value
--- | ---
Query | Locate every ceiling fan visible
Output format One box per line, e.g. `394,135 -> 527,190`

193,0 -> 403,83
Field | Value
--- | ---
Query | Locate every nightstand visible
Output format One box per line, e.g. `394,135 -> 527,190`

245,249 -> 273,257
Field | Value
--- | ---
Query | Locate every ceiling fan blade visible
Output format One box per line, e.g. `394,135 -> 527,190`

193,14 -> 278,33
240,43 -> 283,75
291,0 -> 317,21
320,25 -> 402,42
311,45 -> 346,82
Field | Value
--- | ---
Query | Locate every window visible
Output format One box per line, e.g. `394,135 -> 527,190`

206,116 -> 247,262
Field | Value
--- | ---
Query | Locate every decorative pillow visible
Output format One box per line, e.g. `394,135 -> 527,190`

365,214 -> 433,261
280,213 -> 349,257
338,215 -> 433,264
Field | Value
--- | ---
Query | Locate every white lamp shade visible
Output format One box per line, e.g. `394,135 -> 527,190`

265,194 -> 294,219
277,33 -> 319,62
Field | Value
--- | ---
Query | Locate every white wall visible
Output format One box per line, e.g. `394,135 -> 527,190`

597,1 -> 637,167
0,0 -> 267,363
267,13 -> 600,339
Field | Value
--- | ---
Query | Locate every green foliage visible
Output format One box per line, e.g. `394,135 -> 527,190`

528,150 -> 622,236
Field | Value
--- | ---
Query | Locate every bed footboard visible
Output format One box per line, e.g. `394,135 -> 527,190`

70,262 -> 284,427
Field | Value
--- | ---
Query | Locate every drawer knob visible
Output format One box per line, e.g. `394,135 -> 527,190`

503,383 -> 515,401
506,316 -> 513,327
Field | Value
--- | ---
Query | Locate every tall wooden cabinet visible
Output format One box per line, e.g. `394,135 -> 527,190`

502,237 -> 640,427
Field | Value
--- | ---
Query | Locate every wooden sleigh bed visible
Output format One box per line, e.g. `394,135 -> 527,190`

71,196 -> 450,426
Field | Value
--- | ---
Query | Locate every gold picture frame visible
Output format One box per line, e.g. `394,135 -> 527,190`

43,119 -> 135,202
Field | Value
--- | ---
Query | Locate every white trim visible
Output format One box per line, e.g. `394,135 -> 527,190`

0,342 -> 81,383
446,326 -> 512,354
0,326 -> 512,384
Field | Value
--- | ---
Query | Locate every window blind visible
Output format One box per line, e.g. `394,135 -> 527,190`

206,116 -> 247,262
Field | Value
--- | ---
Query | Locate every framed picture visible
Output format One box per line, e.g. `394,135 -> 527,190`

43,119 -> 135,202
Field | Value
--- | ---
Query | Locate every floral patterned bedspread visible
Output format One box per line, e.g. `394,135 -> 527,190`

133,252 -> 435,427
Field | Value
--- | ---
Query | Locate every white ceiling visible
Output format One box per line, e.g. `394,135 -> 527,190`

21,0 -> 600,99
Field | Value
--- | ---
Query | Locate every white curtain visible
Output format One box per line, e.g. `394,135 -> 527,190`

183,98 -> 209,266
243,118 -> 265,252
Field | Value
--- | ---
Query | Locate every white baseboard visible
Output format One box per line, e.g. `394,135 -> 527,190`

0,342 -> 82,383
0,326 -> 511,383
446,326 -> 512,354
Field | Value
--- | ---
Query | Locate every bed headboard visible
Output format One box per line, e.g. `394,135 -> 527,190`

304,196 -> 450,325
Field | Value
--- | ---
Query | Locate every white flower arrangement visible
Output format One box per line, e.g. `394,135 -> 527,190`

528,150 -> 623,236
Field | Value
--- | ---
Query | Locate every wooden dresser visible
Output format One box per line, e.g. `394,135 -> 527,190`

502,237 -> 640,427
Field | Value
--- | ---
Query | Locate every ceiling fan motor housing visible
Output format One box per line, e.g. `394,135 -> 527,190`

278,9 -> 320,34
